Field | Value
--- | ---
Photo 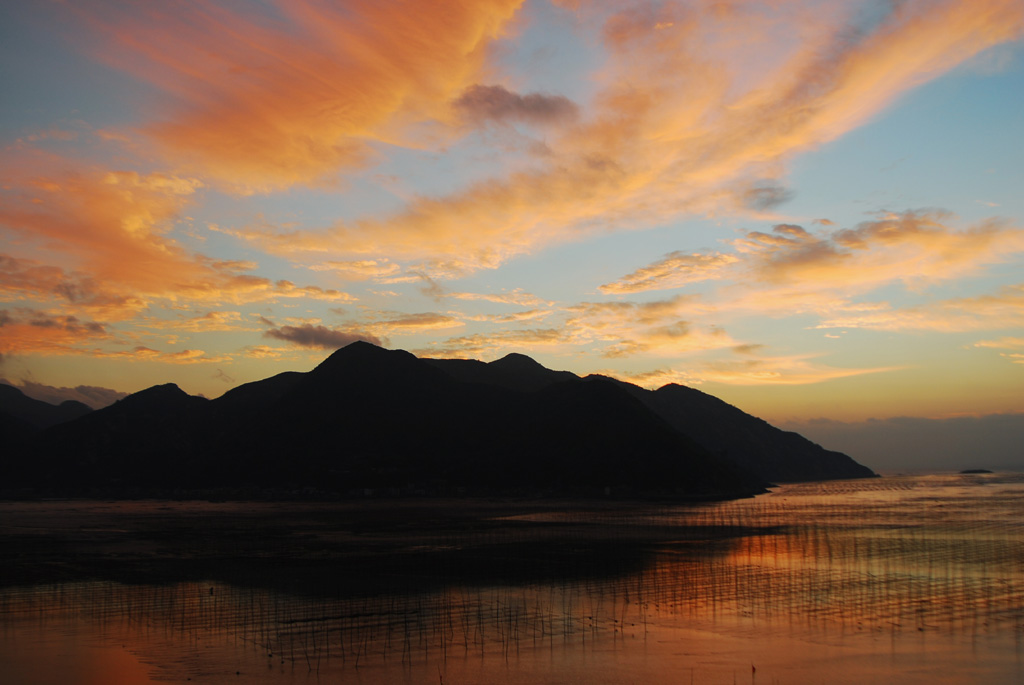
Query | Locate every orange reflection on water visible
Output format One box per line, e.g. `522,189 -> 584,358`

1,474 -> 1022,684
1,619 -> 155,685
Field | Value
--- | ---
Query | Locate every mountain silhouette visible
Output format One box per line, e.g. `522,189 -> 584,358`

7,341 -> 875,498
424,352 -> 578,392
0,383 -> 92,429
0,384 -> 93,484
587,379 -> 875,482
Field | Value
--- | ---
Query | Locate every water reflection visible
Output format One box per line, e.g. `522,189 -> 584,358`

2,473 -> 1023,683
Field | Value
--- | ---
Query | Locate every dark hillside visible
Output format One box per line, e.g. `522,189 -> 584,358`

15,342 -> 871,497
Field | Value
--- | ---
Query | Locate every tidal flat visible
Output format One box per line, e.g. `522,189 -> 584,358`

2,473 -> 1023,683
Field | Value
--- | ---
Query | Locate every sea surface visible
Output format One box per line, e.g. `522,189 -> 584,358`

1,473 -> 1022,684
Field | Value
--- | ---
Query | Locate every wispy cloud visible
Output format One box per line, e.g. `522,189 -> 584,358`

449,289 -> 554,307
973,336 -> 1024,350
609,354 -> 900,389
220,0 -> 1023,273
0,156 -> 207,303
414,328 -> 569,359
599,252 -> 738,294
308,259 -> 402,281
71,0 -> 524,192
140,310 -> 255,333
365,312 -> 465,336
92,346 -> 233,364
0,152 -> 356,324
564,294 -> 735,357
816,284 -> 1024,332
466,309 -> 551,324
601,212 -> 1024,325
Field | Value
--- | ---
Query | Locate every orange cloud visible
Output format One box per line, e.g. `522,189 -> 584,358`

449,289 -> 553,307
490,293 -> 737,358
224,0 -> 1023,273
141,311 -> 253,333
690,356 -> 902,386
0,150 -> 357,318
92,346 -> 233,364
413,328 -> 569,359
371,313 -> 464,333
0,253 -> 145,319
606,367 -> 702,389
973,337 -> 1024,350
240,345 -> 294,360
739,212 -> 1024,289
327,290 -> 732,361
599,252 -> 738,294
601,211 -> 1024,323
0,156 -> 207,298
308,259 -> 402,281
0,309 -> 110,357
972,337 -> 1024,365
467,309 -> 551,324
73,0 -> 524,191
0,304 -> 255,363
816,284 -> 1024,332
609,354 -> 899,389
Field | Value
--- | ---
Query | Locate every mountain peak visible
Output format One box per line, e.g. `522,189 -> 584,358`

111,383 -> 207,414
312,340 -> 417,375
490,352 -> 544,370
343,339 -> 383,351
304,339 -> 449,392
322,339 -> 387,360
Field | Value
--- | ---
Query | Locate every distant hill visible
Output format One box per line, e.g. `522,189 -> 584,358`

582,378 -> 874,482
7,342 -> 875,498
0,383 -> 92,429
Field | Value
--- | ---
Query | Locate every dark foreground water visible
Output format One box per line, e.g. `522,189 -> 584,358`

1,473 -> 1022,683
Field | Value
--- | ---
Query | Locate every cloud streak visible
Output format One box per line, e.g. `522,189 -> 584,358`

607,354 -> 896,388
816,284 -> 1024,332
599,212 -> 1024,334
220,0 -> 1023,274
92,346 -> 233,365
0,149 -> 357,351
600,252 -> 738,294
72,0 -> 524,191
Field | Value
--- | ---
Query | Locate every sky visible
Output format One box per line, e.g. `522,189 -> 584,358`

2,0 -> 1023,471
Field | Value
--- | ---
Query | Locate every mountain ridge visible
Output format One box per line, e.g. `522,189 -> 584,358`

3,342 -> 875,498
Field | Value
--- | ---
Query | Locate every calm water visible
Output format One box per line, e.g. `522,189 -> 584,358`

2,473 -> 1022,683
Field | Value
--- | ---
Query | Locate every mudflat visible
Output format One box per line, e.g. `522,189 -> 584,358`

0,498 -> 744,592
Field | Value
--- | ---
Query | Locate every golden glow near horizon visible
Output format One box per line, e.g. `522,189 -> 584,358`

2,1 -> 1023,437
